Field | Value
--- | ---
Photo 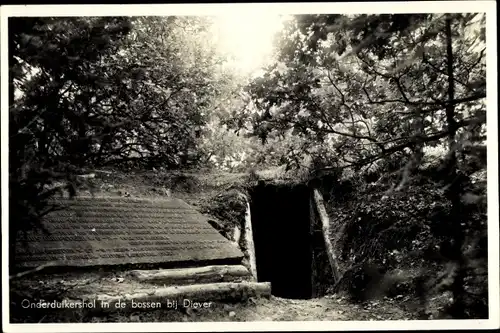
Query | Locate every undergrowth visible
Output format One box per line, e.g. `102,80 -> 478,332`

321,167 -> 488,318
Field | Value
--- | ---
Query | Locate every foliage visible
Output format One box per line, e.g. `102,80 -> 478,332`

230,13 -> 487,318
200,116 -> 312,172
236,14 -> 485,173
200,189 -> 248,231
9,16 -> 231,257
328,169 -> 487,317
9,17 -> 133,256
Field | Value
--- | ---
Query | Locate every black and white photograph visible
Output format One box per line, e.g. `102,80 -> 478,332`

1,1 -> 498,331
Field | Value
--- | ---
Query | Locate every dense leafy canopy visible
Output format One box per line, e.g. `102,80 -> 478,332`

235,14 -> 486,174
10,17 -> 133,239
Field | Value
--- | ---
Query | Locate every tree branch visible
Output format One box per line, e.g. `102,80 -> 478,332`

422,52 -> 476,93
466,48 -> 485,73
449,93 -> 486,105
362,84 -> 444,107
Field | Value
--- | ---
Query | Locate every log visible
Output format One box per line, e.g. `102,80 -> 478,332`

9,261 -> 58,280
75,281 -> 271,314
312,188 -> 341,283
243,199 -> 258,280
129,265 -> 252,285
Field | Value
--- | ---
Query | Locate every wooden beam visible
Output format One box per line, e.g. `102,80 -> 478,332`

75,281 -> 272,314
243,199 -> 258,280
312,189 -> 341,283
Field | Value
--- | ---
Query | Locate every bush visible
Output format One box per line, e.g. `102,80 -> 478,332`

325,167 -> 487,317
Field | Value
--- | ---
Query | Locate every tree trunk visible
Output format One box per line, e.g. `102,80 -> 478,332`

129,265 -> 252,285
312,189 -> 341,283
444,15 -> 467,318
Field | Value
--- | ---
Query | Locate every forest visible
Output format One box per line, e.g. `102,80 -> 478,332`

8,13 -> 488,320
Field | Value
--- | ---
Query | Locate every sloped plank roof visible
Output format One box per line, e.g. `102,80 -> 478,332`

14,196 -> 244,269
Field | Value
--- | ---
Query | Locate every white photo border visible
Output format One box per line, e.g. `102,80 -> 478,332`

1,1 -> 498,332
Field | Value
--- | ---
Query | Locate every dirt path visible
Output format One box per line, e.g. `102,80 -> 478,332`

94,295 -> 417,322
11,269 -> 420,323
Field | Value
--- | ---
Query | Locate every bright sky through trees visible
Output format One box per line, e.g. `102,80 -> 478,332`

210,13 -> 290,76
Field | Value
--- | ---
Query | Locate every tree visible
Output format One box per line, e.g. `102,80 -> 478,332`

233,13 -> 487,318
102,16 -> 230,169
8,16 -> 232,265
9,17 -> 133,258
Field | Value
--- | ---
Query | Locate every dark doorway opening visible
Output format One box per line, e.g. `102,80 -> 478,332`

249,182 -> 312,299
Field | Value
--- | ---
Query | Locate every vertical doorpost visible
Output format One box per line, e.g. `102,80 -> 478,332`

243,197 -> 258,281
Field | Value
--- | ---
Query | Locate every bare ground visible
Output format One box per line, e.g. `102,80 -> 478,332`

105,295 -> 417,323
11,266 -> 449,323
